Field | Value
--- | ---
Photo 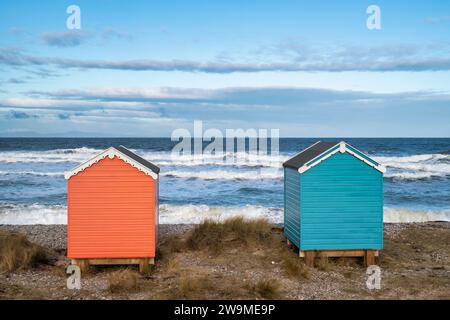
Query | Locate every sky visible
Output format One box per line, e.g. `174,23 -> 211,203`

0,0 -> 450,137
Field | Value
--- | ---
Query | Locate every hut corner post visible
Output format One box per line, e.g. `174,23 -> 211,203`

139,258 -> 150,273
72,259 -> 90,272
304,251 -> 316,267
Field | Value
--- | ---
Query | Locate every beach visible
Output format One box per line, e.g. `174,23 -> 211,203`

1,222 -> 449,300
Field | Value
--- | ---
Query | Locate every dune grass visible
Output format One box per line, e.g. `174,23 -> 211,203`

177,273 -> 214,299
249,279 -> 281,299
316,256 -> 332,271
108,269 -> 140,293
281,254 -> 310,279
0,231 -> 51,273
186,216 -> 272,253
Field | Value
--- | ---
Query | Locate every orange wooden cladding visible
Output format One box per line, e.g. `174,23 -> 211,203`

68,156 -> 157,259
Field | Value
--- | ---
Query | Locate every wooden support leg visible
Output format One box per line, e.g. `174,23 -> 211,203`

364,250 -> 375,267
304,251 -> 315,268
139,258 -> 150,273
76,259 -> 89,273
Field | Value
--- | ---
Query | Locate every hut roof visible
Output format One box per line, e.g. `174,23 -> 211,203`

283,141 -> 385,174
114,145 -> 160,174
64,145 -> 160,180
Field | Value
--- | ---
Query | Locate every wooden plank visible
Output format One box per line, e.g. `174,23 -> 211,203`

73,258 -> 155,274
87,258 -> 155,265
304,251 -> 315,267
299,250 -> 379,258
299,249 -> 379,267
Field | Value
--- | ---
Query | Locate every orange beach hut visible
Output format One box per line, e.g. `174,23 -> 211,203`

65,146 -> 160,272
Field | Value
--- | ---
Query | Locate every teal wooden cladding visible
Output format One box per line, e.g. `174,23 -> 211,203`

284,148 -> 384,251
284,167 -> 300,248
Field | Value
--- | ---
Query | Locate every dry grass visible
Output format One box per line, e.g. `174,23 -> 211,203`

0,283 -> 46,300
186,216 -> 272,253
315,256 -> 332,271
281,254 -> 310,279
177,274 -> 213,299
108,269 -> 140,293
249,279 -> 281,299
161,235 -> 185,256
0,231 -> 52,273
164,256 -> 182,276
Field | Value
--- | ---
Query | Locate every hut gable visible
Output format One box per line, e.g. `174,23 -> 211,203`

283,141 -> 385,174
64,145 -> 160,180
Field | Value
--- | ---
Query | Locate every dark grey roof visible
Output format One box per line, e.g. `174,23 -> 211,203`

283,141 -> 340,170
115,145 -> 160,174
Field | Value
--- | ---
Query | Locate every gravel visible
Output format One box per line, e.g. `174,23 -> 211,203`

0,224 -> 196,251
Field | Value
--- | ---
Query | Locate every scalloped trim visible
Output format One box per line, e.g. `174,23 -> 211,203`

65,147 -> 158,180
298,141 -> 386,174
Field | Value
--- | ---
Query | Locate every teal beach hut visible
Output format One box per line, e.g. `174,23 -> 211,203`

283,141 -> 386,266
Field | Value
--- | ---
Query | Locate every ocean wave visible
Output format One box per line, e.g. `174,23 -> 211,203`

375,154 -> 450,181
0,203 -> 66,225
1,202 -> 448,225
159,204 -> 283,224
0,170 -> 64,177
0,147 -> 288,168
1,147 -> 449,183
0,147 -> 101,164
162,169 -> 282,181
140,151 -> 287,168
384,207 -> 450,223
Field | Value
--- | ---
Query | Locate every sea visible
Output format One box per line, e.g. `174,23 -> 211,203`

0,138 -> 449,225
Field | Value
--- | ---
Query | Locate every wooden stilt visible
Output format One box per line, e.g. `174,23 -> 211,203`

139,258 -> 150,274
76,259 -> 89,272
364,250 -> 375,267
304,251 -> 315,267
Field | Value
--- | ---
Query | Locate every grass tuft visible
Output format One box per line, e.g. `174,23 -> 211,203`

0,231 -> 51,273
249,279 -> 281,299
281,255 -> 310,279
177,275 -> 212,298
108,269 -> 140,293
187,216 -> 272,253
315,256 -> 332,271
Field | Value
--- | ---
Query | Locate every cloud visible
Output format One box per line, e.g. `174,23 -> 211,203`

28,86 -> 450,107
423,16 -> 450,24
8,27 -> 30,36
2,43 -> 450,73
7,78 -> 28,84
57,113 -> 71,120
102,28 -> 133,41
27,67 -> 63,78
40,31 -> 92,47
0,97 -> 148,109
2,86 -> 450,137
8,110 -> 38,119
